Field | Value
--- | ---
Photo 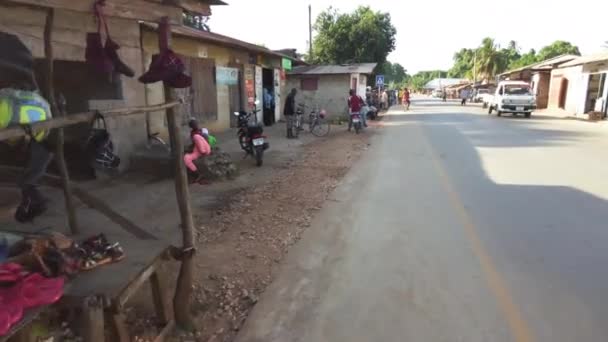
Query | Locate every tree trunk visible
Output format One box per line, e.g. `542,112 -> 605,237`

157,17 -> 196,330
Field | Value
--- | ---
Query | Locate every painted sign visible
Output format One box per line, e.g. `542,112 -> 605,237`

216,66 -> 239,85
376,75 -> 385,86
246,79 -> 255,105
282,58 -> 292,71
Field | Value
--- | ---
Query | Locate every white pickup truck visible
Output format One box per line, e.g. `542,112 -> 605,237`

487,81 -> 536,118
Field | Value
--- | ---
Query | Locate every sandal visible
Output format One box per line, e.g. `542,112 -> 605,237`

80,234 -> 125,271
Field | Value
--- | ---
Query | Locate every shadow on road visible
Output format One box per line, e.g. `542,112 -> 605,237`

382,112 -> 592,148
380,112 -> 608,339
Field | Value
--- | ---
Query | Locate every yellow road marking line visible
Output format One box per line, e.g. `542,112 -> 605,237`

418,124 -> 535,342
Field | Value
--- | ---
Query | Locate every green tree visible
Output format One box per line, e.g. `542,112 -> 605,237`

311,6 -> 397,65
378,61 -> 409,84
536,40 -> 581,61
476,37 -> 505,81
448,48 -> 475,78
501,40 -> 521,67
509,49 -> 537,69
407,70 -> 448,91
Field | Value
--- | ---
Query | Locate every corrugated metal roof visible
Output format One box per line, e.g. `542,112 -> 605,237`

142,23 -> 298,61
559,52 -> 608,68
424,78 -> 468,89
499,54 -> 578,76
289,63 -> 377,75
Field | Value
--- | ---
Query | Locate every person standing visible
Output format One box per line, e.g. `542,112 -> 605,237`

283,88 -> 297,139
0,32 -> 55,222
381,90 -> 388,110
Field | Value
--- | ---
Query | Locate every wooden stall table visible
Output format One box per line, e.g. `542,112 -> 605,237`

62,238 -> 174,342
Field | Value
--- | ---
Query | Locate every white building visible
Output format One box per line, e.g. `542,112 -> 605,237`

548,52 -> 608,118
285,63 -> 377,120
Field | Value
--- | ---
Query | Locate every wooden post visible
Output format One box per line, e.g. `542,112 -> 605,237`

158,17 -> 196,330
44,8 -> 79,235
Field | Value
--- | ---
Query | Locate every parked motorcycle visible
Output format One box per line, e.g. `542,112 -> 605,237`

362,104 -> 378,121
234,101 -> 269,166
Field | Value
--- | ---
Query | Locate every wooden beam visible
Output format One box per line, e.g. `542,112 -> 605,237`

44,7 -> 79,235
159,16 -> 195,330
82,296 -> 105,342
0,101 -> 180,142
0,167 -> 159,240
4,0 -> 183,24
151,270 -> 173,325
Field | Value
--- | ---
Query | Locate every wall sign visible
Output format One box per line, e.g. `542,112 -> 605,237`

282,58 -> 292,71
216,66 -> 239,85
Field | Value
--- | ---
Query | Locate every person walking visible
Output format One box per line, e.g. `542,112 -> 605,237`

460,88 -> 469,106
283,88 -> 297,139
402,88 -> 411,110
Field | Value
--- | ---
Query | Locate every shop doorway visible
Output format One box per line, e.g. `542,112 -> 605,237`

262,68 -> 275,126
559,78 -> 568,109
585,73 -> 604,113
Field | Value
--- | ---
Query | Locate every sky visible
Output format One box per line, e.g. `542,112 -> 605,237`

211,0 -> 608,73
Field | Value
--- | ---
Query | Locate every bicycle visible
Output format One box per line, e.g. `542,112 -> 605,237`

295,103 -> 331,137
147,132 -> 171,153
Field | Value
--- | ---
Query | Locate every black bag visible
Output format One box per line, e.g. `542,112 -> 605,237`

15,186 -> 48,223
85,114 -> 120,170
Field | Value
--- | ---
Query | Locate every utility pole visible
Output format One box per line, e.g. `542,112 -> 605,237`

473,50 -> 477,85
308,4 -> 313,61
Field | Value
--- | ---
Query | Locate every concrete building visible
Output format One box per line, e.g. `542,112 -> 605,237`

548,52 -> 608,118
142,25 -> 299,137
424,78 -> 468,92
285,63 -> 377,120
500,55 -> 578,109
0,0 -> 196,173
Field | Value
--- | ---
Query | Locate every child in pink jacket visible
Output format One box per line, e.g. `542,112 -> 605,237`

184,119 -> 211,183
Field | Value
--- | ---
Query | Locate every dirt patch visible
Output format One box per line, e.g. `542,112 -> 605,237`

168,129 -> 373,342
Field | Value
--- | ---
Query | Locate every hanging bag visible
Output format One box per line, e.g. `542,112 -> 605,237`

85,1 -> 113,74
84,113 -> 120,170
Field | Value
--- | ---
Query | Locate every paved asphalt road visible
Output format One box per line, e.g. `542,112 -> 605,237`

236,98 -> 608,342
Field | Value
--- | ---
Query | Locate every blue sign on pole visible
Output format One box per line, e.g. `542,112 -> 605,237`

376,75 -> 385,86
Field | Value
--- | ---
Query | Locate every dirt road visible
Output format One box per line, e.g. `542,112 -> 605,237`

165,128 -> 373,342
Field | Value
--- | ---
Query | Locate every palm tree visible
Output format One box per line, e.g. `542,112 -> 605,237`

476,38 -> 501,82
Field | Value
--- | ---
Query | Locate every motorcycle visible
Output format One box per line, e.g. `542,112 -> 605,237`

234,101 -> 269,166
363,104 -> 378,120
351,112 -> 363,134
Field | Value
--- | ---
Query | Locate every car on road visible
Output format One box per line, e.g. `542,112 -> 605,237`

488,81 -> 536,118
474,89 -> 490,103
432,89 -> 444,98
